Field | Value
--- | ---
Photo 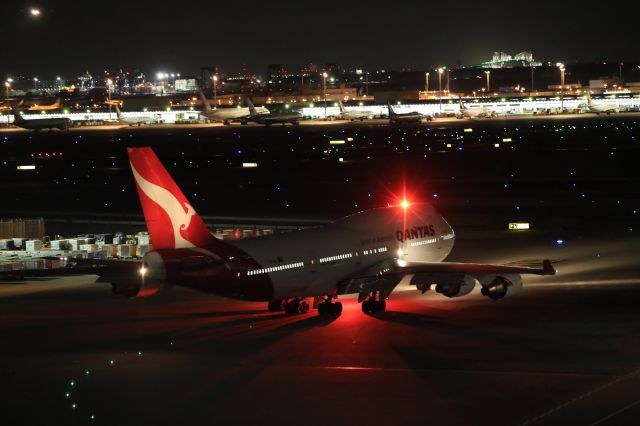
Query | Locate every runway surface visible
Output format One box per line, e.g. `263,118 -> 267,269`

2,228 -> 639,426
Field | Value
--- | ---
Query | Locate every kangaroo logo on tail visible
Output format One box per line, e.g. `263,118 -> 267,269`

127,147 -> 217,249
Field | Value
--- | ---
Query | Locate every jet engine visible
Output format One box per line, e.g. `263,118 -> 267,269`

108,252 -> 168,299
436,275 -> 476,297
111,279 -> 162,299
479,274 -> 523,300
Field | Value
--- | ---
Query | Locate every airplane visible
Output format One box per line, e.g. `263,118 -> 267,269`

336,99 -> 374,121
11,110 -> 71,131
114,105 -> 158,127
199,92 -> 269,125
27,97 -> 62,111
245,98 -> 302,126
585,92 -> 619,115
41,147 -> 554,316
387,103 -> 429,124
457,98 -> 495,119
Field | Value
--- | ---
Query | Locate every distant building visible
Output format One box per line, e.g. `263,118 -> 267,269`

465,51 -> 542,69
175,78 -> 200,92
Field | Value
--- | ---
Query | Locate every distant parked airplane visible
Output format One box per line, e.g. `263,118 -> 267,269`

11,111 -> 71,131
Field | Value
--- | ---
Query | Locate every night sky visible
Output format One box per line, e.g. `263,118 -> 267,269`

3,0 -> 639,78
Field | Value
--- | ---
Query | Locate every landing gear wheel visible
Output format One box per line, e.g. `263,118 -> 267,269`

318,303 -> 327,315
362,297 -> 386,314
268,300 -> 283,312
285,298 -> 309,315
285,300 -> 299,315
372,300 -> 386,313
317,299 -> 342,316
298,300 -> 310,314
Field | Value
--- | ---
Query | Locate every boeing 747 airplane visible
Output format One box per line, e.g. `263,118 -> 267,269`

43,147 -> 555,316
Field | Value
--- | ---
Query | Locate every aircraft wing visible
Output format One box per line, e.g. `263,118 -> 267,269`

392,259 -> 555,278
337,259 -> 555,300
0,257 -> 142,280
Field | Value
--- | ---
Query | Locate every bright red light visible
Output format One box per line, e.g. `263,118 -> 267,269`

401,200 -> 410,209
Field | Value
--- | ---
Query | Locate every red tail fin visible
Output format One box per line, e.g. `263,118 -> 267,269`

127,147 -> 217,249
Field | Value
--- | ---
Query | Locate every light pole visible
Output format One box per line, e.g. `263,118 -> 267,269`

619,61 -> 624,83
322,72 -> 328,119
446,69 -> 450,93
560,66 -> 565,112
213,75 -> 218,106
425,72 -> 429,95
5,79 -> 11,100
485,70 -> 491,93
530,64 -> 534,92
438,68 -> 443,111
107,79 -> 113,117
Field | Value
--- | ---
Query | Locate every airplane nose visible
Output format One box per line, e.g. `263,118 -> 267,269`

142,251 -> 166,281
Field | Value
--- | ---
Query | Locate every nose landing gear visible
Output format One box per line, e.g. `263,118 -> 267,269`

361,291 -> 387,314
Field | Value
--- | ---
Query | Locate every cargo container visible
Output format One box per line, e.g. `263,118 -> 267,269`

25,240 -> 43,252
68,239 -> 87,251
136,233 -> 150,246
79,244 -> 99,253
101,244 -> 118,258
0,239 -> 15,250
50,240 -> 71,250
137,244 -> 150,257
116,244 -> 137,258
12,238 -> 26,249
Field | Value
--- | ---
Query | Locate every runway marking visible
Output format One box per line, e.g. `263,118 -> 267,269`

519,367 -> 640,425
307,365 -> 611,378
588,398 -> 640,426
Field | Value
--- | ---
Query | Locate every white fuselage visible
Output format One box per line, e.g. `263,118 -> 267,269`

340,110 -> 374,120
202,106 -> 270,122
587,103 -> 619,114
119,116 -> 156,126
459,105 -> 494,118
230,204 -> 455,299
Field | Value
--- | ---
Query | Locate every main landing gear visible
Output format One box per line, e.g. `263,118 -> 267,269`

317,297 -> 343,316
361,291 -> 387,314
267,298 -> 310,315
267,297 -> 343,316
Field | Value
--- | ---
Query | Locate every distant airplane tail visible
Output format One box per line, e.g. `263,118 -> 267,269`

458,97 -> 466,110
585,91 -> 593,106
246,97 -> 258,116
338,99 -> 346,113
114,104 -> 123,119
52,98 -> 61,109
199,91 -> 212,111
127,147 -> 219,250
387,103 -> 397,116
12,110 -> 24,122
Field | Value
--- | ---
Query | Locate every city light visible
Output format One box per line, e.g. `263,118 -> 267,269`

30,8 -> 40,16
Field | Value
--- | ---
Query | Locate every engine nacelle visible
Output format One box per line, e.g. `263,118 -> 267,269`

111,279 -> 163,299
433,274 -> 476,298
479,274 -> 523,300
